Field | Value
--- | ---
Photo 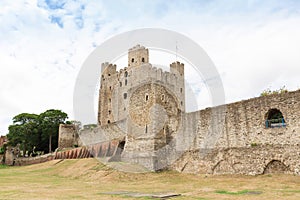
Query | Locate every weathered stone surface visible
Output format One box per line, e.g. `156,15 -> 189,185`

171,145 -> 300,175
58,124 -> 79,149
14,154 -> 55,166
58,45 -> 300,175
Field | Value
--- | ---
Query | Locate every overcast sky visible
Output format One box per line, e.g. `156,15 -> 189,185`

1,0 -> 300,134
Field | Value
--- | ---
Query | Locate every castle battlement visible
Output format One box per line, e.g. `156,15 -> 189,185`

98,45 -> 185,126
59,44 -> 300,175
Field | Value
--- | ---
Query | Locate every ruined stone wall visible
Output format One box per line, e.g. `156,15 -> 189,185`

177,90 -> 300,150
0,135 -> 7,147
13,154 -> 55,166
170,90 -> 300,175
171,145 -> 300,175
58,124 -> 78,149
79,119 -> 126,146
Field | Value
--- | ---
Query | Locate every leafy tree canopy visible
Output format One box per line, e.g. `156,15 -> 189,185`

7,109 -> 68,154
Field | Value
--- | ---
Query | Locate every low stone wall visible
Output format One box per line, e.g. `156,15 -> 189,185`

171,145 -> 300,175
0,154 -> 4,164
14,154 -> 55,166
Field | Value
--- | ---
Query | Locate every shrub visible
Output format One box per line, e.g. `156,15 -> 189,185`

260,86 -> 288,97
0,146 -> 5,154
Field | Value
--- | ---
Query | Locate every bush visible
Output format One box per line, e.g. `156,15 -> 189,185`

0,146 -> 5,154
260,86 -> 288,97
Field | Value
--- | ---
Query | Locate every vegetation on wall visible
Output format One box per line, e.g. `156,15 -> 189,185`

260,86 -> 288,96
0,146 -> 5,154
7,109 -> 68,155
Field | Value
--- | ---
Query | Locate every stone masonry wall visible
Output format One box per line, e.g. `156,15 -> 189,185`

170,90 -> 300,175
176,90 -> 300,150
58,124 -> 78,149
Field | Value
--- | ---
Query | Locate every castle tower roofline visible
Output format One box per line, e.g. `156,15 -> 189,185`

128,44 -> 146,52
128,44 -> 149,68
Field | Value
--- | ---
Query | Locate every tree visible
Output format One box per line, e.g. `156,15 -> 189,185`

7,110 -> 68,155
39,109 -> 68,153
7,113 -> 39,155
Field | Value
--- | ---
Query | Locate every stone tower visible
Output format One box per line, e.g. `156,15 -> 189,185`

98,45 -> 185,127
128,45 -> 149,68
98,63 -> 117,125
96,45 -> 186,170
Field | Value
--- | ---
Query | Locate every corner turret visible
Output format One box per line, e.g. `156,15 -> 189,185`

128,44 -> 149,68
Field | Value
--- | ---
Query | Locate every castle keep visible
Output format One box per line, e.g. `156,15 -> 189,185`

59,45 -> 300,175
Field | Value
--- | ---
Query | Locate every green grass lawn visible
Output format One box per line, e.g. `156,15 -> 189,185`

0,159 -> 299,200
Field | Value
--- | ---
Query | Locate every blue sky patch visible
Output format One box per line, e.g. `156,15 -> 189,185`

45,0 -> 66,10
50,16 -> 63,28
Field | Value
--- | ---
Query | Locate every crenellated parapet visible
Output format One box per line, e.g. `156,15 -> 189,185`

98,45 -> 186,126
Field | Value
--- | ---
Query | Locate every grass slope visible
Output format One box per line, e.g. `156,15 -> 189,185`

0,159 -> 299,200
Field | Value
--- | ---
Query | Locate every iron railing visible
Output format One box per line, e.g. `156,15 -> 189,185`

265,118 -> 286,128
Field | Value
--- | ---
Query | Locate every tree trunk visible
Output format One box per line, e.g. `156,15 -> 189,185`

23,141 -> 26,157
49,134 -> 52,153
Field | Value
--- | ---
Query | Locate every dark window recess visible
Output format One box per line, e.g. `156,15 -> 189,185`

180,88 -> 183,93
131,58 -> 134,63
108,73 -> 111,76
119,82 -> 122,87
145,94 -> 149,101
142,57 -> 145,62
125,79 -> 128,86
109,86 -> 112,90
181,101 -> 183,106
107,120 -> 111,124
265,108 -> 286,128
125,71 -> 128,77
108,110 -> 111,114
109,98 -> 111,102
115,141 -> 125,156
161,94 -> 165,101
124,93 -> 127,99
145,125 -> 148,133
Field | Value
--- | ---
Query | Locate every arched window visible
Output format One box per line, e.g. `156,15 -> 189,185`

265,108 -> 286,128
142,57 -> 145,62
131,58 -> 134,63
125,71 -> 128,77
107,120 -> 111,124
125,79 -> 128,86
123,93 -> 127,99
